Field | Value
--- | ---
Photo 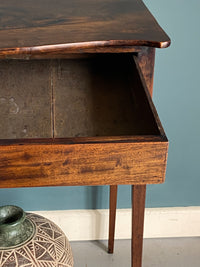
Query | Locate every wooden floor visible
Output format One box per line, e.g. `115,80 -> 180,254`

71,238 -> 200,267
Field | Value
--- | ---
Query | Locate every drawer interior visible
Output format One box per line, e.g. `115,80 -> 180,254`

0,54 -> 160,140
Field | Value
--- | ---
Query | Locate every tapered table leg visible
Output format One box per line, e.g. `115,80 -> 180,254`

108,185 -> 118,253
132,185 -> 146,267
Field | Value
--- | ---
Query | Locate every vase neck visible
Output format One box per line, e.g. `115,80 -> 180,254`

0,205 -> 35,249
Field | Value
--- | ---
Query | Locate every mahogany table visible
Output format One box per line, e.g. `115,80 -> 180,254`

0,0 -> 170,266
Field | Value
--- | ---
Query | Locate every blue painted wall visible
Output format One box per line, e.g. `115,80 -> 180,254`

0,0 -> 200,211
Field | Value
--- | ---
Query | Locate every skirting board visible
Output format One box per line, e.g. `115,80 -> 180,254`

33,207 -> 200,241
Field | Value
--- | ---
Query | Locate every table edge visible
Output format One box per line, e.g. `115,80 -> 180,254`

0,39 -> 171,57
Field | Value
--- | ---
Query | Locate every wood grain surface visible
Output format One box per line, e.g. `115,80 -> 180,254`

132,185 -> 146,267
138,47 -> 155,96
0,0 -> 170,58
0,140 -> 168,188
108,184 -> 118,254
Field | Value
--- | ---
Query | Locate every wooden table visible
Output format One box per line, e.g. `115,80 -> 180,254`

0,0 -> 170,266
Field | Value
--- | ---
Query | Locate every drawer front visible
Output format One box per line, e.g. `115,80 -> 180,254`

0,141 -> 168,188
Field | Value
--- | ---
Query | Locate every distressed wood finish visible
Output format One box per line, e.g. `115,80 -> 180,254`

0,1 -> 170,266
0,140 -> 168,188
0,0 -> 170,59
2,47 -> 139,60
138,47 -> 155,96
0,60 -> 52,139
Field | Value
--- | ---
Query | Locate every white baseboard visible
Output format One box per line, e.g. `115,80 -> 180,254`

33,207 -> 200,241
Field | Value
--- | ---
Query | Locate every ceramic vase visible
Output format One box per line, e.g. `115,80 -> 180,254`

0,205 -> 73,266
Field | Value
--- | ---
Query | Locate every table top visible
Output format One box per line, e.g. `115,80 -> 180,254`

0,0 -> 170,57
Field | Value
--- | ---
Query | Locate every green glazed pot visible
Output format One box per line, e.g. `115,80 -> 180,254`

0,205 -> 73,266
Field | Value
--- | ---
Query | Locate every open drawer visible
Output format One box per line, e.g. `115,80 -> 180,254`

0,54 -> 168,188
